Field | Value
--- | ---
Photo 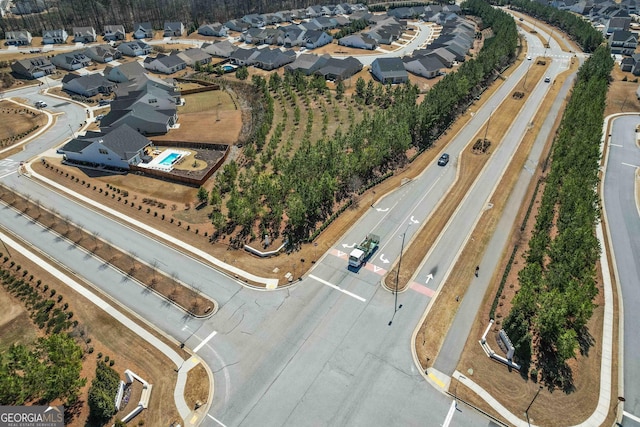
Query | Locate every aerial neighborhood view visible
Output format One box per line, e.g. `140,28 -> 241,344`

0,0 -> 639,425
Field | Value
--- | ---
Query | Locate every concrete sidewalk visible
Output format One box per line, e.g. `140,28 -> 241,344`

0,229 -> 208,426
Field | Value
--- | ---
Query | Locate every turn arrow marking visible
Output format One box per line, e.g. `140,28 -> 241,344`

380,254 -> 389,264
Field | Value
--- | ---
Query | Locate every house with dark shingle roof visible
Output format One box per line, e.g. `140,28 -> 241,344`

229,47 -> 260,66
62,73 -> 116,97
51,51 -> 91,71
403,55 -> 445,79
11,56 -> 55,79
133,22 -> 153,39
224,19 -> 251,32
315,56 -> 363,81
143,53 -> 187,74
285,53 -> 331,75
370,57 -> 408,84
84,44 -> 122,63
609,30 -> 638,55
103,25 -> 126,41
198,23 -> 228,37
117,40 -> 152,57
303,30 -> 333,49
59,124 -> 152,170
163,22 -> 184,37
104,61 -> 146,83
338,34 -> 377,50
73,27 -> 97,43
42,29 -> 68,44
5,30 -> 32,46
175,48 -> 212,67
253,48 -> 296,70
202,40 -> 238,58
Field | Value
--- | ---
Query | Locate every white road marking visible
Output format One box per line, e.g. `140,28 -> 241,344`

609,143 -> 623,147
624,411 -> 640,424
309,274 -> 366,302
207,413 -> 228,427
193,330 -> 217,353
442,400 -> 457,427
621,162 -> 639,168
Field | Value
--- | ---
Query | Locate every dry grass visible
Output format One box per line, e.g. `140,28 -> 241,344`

184,363 -> 209,410
0,288 -> 39,353
605,64 -> 640,116
0,100 -> 47,142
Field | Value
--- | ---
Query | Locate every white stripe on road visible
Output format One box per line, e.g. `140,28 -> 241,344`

609,143 -> 623,147
621,162 -> 639,168
193,330 -> 217,353
207,413 -> 228,427
309,274 -> 366,302
624,411 -> 640,424
442,400 -> 457,427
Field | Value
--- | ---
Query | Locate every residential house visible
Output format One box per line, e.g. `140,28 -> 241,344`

143,53 -> 186,74
59,124 -> 152,170
349,11 -> 373,22
427,47 -> 457,67
84,44 -> 122,63
310,16 -> 338,30
609,30 -> 638,55
280,26 -> 306,47
198,23 -> 228,37
242,13 -> 265,28
370,57 -> 408,84
334,3 -> 353,14
253,48 -> 296,70
224,19 -> 251,32
10,0 -> 45,14
605,16 -> 631,34
73,27 -> 97,43
11,56 -> 55,79
242,28 -> 281,45
104,61 -> 146,83
261,13 -> 282,25
103,25 -> 126,41
285,53 -> 331,75
315,56 -> 363,81
303,30 -> 333,49
620,56 -> 635,72
5,30 -> 32,46
163,21 -> 184,37
117,40 -> 152,57
306,5 -> 324,17
201,40 -> 238,57
175,48 -> 212,67
229,47 -> 260,66
274,11 -> 293,22
42,29 -> 68,44
338,34 -> 377,50
51,51 -> 91,71
132,22 -> 153,39
333,15 -> 351,26
403,55 -> 445,79
62,73 -> 116,97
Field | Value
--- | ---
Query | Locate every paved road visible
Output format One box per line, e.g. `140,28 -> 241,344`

603,115 -> 640,427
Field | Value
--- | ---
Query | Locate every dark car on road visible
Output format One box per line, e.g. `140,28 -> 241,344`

438,153 -> 450,166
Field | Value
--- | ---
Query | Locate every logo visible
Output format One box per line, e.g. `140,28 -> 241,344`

0,406 -> 64,427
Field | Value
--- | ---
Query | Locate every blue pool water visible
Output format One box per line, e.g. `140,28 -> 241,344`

159,152 -> 180,166
222,65 -> 234,72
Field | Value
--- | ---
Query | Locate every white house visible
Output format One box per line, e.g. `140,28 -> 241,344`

132,22 -> 153,39
143,54 -> 186,74
5,30 -> 32,46
73,26 -> 97,43
117,40 -> 152,57
42,29 -> 68,44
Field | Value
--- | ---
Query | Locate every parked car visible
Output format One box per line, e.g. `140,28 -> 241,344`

34,100 -> 47,108
98,99 -> 111,106
438,153 -> 450,166
95,114 -> 104,121
544,76 -> 551,83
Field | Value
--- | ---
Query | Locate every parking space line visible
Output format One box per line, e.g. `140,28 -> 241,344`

309,274 -> 366,302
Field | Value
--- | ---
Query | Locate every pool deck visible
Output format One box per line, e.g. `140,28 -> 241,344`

137,149 -> 190,172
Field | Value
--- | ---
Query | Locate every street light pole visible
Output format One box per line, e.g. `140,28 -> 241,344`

389,224 -> 410,326
524,385 -> 543,425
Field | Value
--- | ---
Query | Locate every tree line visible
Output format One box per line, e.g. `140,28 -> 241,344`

503,45 -> 613,389
199,0 -> 519,246
499,0 -> 604,52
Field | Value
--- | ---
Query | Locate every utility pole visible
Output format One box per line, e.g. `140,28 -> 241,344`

389,224 -> 411,326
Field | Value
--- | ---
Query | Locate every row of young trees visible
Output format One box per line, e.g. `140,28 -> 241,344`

503,45 -> 614,389
501,0 -> 604,52
204,0 -> 519,246
88,361 -> 121,423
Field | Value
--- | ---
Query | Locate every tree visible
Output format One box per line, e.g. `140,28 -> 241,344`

335,79 -> 345,100
354,77 -> 366,101
88,361 -> 120,423
196,186 -> 209,205
235,66 -> 248,80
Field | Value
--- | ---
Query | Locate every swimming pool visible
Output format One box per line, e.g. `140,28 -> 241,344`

158,152 -> 181,166
222,65 -> 234,72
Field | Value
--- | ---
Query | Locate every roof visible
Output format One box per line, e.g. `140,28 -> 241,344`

373,57 -> 405,73
149,54 -> 186,68
134,22 -> 153,30
164,21 -> 183,31
62,123 -> 150,160
105,61 -> 146,81
62,72 -> 114,90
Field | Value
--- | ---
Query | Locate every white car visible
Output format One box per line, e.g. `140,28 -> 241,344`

34,100 -> 47,108
527,55 -> 532,60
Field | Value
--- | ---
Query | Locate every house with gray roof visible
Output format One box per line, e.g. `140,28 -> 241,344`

285,53 -> 331,75
605,16 -> 631,34
117,40 -> 152,57
229,47 -> 260,66
370,57 -> 408,84
310,16 -> 338,30
51,51 -> 91,71
104,61 -> 146,83
334,3 -> 353,14
132,22 -> 153,39
59,124 -> 152,170
275,11 -> 293,22
242,13 -> 266,28
42,29 -> 68,44
303,30 -> 333,49
261,13 -> 282,25
10,0 -> 45,14
175,48 -> 212,67
253,48 -> 296,70
143,53 -> 186,74
315,56 -> 363,81
338,34 -> 377,50
62,72 -> 116,97
5,30 -> 32,46
11,56 -> 55,79
73,27 -> 97,43
403,55 -> 445,79
280,26 -> 306,47
84,44 -> 121,63
427,47 -> 456,67
609,30 -> 638,55
224,19 -> 251,32
202,40 -> 238,57
103,25 -> 126,41
198,23 -> 228,37
163,22 -> 184,37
